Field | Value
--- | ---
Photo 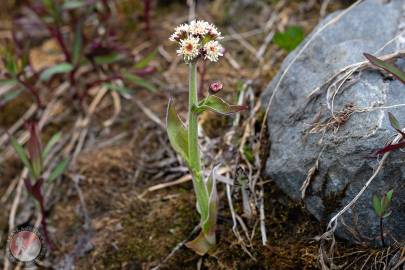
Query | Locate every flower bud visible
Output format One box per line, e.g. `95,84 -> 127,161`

209,81 -> 223,94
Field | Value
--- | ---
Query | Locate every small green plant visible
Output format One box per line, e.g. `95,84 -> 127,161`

0,41 -> 42,107
273,25 -> 304,52
10,121 -> 69,247
372,189 -> 394,247
168,20 -> 246,255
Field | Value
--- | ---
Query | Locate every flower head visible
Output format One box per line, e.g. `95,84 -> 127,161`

203,41 -> 223,62
169,23 -> 189,42
207,23 -> 223,40
189,20 -> 210,37
169,20 -> 224,63
177,37 -> 200,62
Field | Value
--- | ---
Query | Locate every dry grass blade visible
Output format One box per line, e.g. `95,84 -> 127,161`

140,167 -> 231,198
300,160 -> 318,200
134,99 -> 165,129
103,91 -> 122,127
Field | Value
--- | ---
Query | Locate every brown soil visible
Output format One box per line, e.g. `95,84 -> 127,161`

49,144 -> 323,270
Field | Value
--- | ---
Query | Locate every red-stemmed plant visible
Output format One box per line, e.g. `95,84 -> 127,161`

10,121 -> 68,248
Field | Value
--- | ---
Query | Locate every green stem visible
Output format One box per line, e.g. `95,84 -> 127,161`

188,63 -> 209,220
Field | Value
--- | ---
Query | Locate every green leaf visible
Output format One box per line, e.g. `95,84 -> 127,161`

123,73 -> 157,92
4,54 -> 18,75
381,190 -> 393,213
42,132 -> 61,159
364,53 -> 405,84
243,144 -> 254,163
48,159 -> 69,181
388,112 -> 400,130
10,136 -> 34,177
166,99 -> 189,164
273,26 -> 304,52
0,79 -> 17,85
386,189 -> 394,202
40,63 -> 74,81
202,167 -> 218,243
135,50 -> 157,69
372,195 -> 383,217
1,89 -> 21,104
94,53 -> 123,65
104,83 -> 133,95
72,23 -> 83,65
62,0 -> 86,10
195,95 -> 247,115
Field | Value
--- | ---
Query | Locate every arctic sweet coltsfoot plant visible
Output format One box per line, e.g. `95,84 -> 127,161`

168,20 -> 246,255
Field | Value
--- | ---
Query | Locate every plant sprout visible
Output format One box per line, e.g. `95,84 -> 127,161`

10,122 -> 69,247
372,189 -> 394,247
168,20 -> 246,255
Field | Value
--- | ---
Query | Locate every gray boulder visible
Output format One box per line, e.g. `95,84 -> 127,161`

262,0 -> 405,246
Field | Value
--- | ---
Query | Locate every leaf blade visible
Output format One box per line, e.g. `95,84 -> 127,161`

166,99 -> 189,163
42,132 -> 62,159
10,136 -> 34,177
40,63 -> 74,81
123,73 -> 157,92
196,95 -> 247,115
372,195 -> 383,217
72,23 -> 83,65
202,166 -> 219,245
135,50 -> 157,69
48,159 -> 69,182
364,53 -> 405,84
386,189 -> 394,202
388,112 -> 400,130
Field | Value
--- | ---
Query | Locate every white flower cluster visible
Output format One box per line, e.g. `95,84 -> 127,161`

169,20 -> 224,63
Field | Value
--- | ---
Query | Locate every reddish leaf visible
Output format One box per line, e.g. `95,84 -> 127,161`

25,121 -> 43,178
374,140 -> 405,155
